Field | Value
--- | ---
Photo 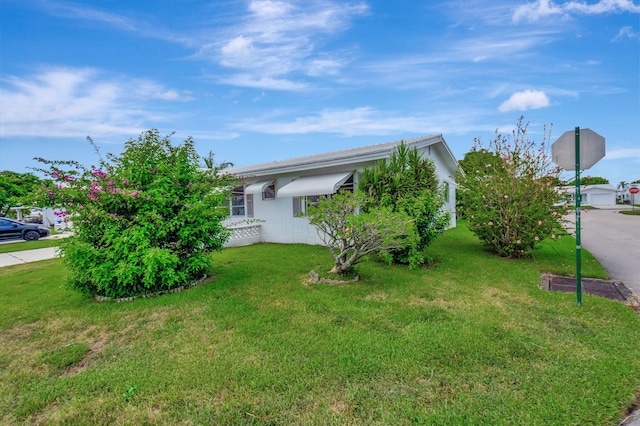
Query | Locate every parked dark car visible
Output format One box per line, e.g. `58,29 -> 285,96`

0,218 -> 50,241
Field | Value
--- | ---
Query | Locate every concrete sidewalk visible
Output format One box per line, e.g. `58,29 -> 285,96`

0,233 -> 70,267
0,247 -> 60,267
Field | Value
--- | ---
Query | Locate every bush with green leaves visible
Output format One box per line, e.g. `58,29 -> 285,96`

359,143 -> 450,267
457,118 -> 566,258
0,170 -> 41,217
307,191 -> 416,275
32,130 -> 237,298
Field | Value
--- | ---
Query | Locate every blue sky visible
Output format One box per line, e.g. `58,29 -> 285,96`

1,0 -> 638,185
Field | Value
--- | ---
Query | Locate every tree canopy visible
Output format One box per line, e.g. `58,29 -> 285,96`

0,171 -> 41,217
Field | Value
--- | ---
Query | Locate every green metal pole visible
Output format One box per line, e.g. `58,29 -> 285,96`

575,127 -> 582,307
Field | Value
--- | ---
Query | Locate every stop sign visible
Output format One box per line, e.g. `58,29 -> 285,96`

551,128 -> 605,171
630,187 -> 639,194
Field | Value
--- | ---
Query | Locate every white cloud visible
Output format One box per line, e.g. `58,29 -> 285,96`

233,106 -> 486,136
602,147 -> 640,161
0,67 -> 188,138
40,1 -> 194,46
498,90 -> 551,112
200,0 -> 368,90
513,0 -> 640,23
221,74 -> 309,91
613,25 -> 639,40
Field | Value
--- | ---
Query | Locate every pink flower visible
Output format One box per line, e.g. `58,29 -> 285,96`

485,163 -> 492,168
504,195 -> 509,199
552,234 -> 556,239
488,221 -> 493,226
187,182 -> 193,186
538,220 -> 542,225
146,195 -> 152,200
552,211 -> 558,216
534,236 -> 540,241
109,213 -> 117,217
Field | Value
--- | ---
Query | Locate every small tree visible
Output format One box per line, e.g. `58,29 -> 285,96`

307,191 -> 416,275
32,130 -> 238,298
0,171 -> 41,217
457,117 -> 565,258
568,176 -> 609,185
359,143 -> 450,267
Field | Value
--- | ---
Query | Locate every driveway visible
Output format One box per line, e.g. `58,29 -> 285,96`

565,207 -> 640,297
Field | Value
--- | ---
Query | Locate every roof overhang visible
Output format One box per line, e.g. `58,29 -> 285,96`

244,180 -> 274,195
277,171 -> 353,198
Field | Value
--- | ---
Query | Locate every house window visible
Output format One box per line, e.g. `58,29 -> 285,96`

262,183 -> 276,200
293,195 -> 325,217
246,194 -> 254,218
580,194 -> 587,203
231,187 -> 245,216
338,175 -> 354,193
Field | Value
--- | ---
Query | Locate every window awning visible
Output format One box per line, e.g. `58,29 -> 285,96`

277,171 -> 353,198
244,181 -> 274,195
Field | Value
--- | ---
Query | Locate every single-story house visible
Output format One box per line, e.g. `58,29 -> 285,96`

560,184 -> 618,206
618,185 -> 639,204
222,134 -> 459,247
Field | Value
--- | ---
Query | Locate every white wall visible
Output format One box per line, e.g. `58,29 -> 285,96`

226,143 -> 458,246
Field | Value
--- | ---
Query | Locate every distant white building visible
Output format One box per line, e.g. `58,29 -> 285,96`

618,184 -> 640,204
222,135 -> 459,247
560,184 -> 618,206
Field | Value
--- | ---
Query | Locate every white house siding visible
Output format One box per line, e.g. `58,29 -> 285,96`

560,184 -> 618,206
589,192 -> 615,206
223,135 -> 459,246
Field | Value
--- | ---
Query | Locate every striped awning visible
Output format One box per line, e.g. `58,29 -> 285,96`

244,181 -> 274,195
277,171 -> 353,198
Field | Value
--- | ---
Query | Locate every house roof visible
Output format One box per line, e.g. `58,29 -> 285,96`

227,134 -> 458,177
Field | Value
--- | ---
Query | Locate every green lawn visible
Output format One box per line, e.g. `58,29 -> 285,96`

0,238 -> 61,254
1,225 -> 639,425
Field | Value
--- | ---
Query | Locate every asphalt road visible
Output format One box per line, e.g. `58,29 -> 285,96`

564,207 -> 640,298
564,207 -> 640,426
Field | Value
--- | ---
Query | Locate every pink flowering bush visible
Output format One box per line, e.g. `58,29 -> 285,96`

457,117 -> 566,257
32,130 -> 238,298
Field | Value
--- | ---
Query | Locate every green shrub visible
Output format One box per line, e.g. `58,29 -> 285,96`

457,117 -> 566,257
32,130 -> 237,298
359,143 -> 450,267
